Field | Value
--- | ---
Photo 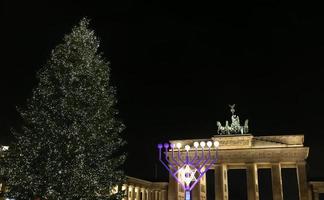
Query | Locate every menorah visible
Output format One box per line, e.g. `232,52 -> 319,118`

158,140 -> 219,200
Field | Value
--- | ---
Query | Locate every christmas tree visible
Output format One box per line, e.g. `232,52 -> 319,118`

3,18 -> 126,200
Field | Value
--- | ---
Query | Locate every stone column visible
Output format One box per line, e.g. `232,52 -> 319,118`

131,186 -> 136,200
296,162 -> 309,200
147,190 -> 152,200
201,171 -> 207,200
313,192 -> 320,200
141,188 -> 146,200
215,164 -> 228,200
135,187 -> 140,200
308,185 -> 313,200
155,190 -> 158,200
192,178 -> 201,200
149,190 -> 153,200
168,169 -> 179,200
271,163 -> 283,200
192,171 -> 206,200
145,190 -> 148,200
124,185 -> 129,200
246,163 -> 259,200
161,190 -> 167,200
151,190 -> 154,200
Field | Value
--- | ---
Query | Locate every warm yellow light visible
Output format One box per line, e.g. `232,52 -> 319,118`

207,141 -> 212,148
193,142 -> 199,148
200,141 -> 206,148
214,141 -> 220,148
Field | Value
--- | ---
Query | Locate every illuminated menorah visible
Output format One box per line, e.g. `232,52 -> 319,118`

158,140 -> 219,200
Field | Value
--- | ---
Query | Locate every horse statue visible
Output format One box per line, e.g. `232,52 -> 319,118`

243,119 -> 249,134
216,104 -> 249,135
216,121 -> 223,134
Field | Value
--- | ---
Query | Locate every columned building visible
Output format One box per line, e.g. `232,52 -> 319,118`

166,105 -> 312,200
168,134 -> 310,200
121,176 -> 168,200
163,105 -> 323,200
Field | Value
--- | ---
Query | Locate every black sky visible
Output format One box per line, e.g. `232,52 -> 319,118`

2,0 -> 324,186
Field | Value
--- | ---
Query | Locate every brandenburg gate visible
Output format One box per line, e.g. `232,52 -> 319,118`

168,134 -> 309,200
167,105 -> 310,200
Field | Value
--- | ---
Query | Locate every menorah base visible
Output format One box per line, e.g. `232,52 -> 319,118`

185,190 -> 190,200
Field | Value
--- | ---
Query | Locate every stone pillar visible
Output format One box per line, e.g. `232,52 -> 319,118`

155,190 -> 158,200
147,190 -> 152,200
246,163 -> 259,200
215,164 -> 228,200
271,163 -> 283,200
192,172 -> 206,200
131,186 -> 136,200
151,190 -> 154,200
141,188 -> 146,200
192,178 -> 201,200
168,169 -> 178,200
297,162 -> 309,200
135,187 -> 140,200
308,185 -> 313,200
161,190 -> 167,200
145,190 -> 148,200
201,171 -> 207,200
124,185 -> 129,200
149,190 -> 154,200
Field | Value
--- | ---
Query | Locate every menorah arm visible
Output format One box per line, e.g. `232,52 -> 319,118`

159,158 -> 187,191
177,149 -> 185,165
159,148 -> 177,171
193,148 -> 205,166
164,149 -> 179,171
159,149 -> 188,191
197,149 -> 211,172
189,158 -> 218,191
201,152 -> 218,175
189,148 -> 199,164
171,148 -> 182,167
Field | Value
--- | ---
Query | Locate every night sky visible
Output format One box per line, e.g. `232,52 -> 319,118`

2,0 -> 324,197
